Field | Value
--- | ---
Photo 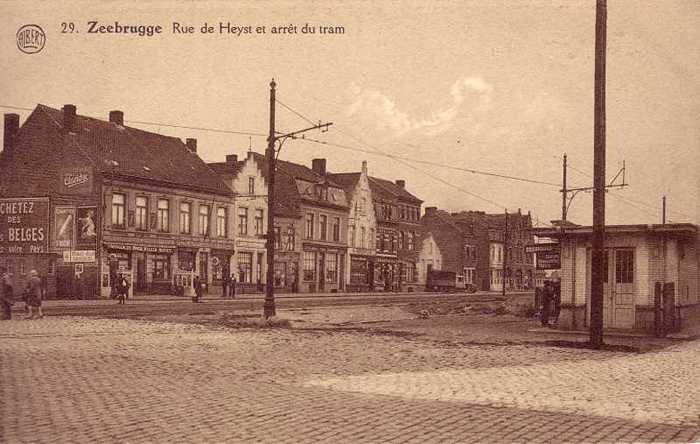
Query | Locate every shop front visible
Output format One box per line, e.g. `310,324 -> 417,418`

373,256 -> 399,291
348,254 -> 375,292
301,244 -> 346,293
274,251 -> 300,293
102,242 -> 175,296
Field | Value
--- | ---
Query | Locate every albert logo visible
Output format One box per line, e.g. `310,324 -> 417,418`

16,24 -> 46,54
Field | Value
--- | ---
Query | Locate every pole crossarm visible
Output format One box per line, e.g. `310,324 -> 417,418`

274,122 -> 333,142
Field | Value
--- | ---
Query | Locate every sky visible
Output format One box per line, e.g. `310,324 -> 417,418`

1,0 -> 698,226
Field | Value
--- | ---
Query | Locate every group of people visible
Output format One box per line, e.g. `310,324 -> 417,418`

0,267 -> 45,320
221,274 -> 237,299
540,279 -> 561,327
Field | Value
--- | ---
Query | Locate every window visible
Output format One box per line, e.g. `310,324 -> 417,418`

319,215 -> 327,240
315,184 -> 328,201
256,252 -> 264,284
369,228 -> 374,250
615,249 -> 634,284
332,217 -> 340,242
135,196 -> 148,230
398,231 -> 404,250
255,209 -> 264,235
274,262 -> 286,288
408,232 -> 414,251
238,207 -> 248,235
284,225 -> 295,251
111,193 -> 126,227
216,207 -> 227,237
325,253 -> 338,283
157,199 -> 169,232
274,227 -> 281,249
350,226 -> 356,248
153,254 -> 170,280
305,213 -> 314,239
248,177 -> 255,195
303,251 -> 316,281
360,226 -> 366,249
180,202 -> 191,234
198,205 -> 210,236
237,252 -> 252,283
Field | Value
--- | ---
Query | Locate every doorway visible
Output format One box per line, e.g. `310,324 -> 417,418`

587,248 -> 636,328
318,252 -> 325,291
199,252 -> 208,292
135,253 -> 147,292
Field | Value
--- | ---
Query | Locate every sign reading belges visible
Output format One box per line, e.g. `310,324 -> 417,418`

0,197 -> 50,254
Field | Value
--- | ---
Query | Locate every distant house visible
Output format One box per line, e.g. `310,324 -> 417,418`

417,232 -> 443,286
532,223 -> 700,332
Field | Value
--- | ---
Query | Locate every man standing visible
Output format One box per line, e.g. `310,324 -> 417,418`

229,274 -> 236,299
222,274 -> 229,298
26,269 -> 43,319
0,266 -> 13,320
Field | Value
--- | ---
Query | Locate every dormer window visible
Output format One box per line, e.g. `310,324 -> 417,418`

315,184 -> 328,201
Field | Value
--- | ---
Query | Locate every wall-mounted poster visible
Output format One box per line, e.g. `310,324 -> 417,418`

76,206 -> 97,249
53,207 -> 75,250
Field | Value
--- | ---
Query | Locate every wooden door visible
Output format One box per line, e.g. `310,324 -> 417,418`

611,248 -> 635,328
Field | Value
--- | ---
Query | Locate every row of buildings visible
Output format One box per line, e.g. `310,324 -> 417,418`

0,105 -> 535,298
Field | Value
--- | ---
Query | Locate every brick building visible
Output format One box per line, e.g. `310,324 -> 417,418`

420,208 -> 487,290
483,210 -> 535,291
0,105 -> 235,298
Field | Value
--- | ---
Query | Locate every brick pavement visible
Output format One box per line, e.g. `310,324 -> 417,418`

1,317 -> 699,443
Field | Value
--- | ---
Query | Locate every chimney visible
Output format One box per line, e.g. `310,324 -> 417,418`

63,104 -> 76,132
109,110 -> 124,126
361,160 -> 367,175
186,138 -> 197,153
312,158 -> 326,176
395,179 -> 405,188
425,206 -> 438,217
3,113 -> 19,155
226,154 -> 238,167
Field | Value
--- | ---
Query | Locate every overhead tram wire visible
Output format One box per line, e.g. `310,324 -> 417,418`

275,98 -> 317,127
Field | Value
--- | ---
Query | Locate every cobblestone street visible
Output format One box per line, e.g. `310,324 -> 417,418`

2,316 -> 699,443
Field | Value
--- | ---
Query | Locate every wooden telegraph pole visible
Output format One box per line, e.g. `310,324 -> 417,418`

590,0 -> 607,349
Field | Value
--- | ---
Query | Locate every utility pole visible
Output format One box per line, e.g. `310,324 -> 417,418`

263,79 -> 332,319
662,195 -> 666,224
590,0 -> 607,349
264,79 -> 277,319
562,154 -> 567,227
503,209 -> 508,297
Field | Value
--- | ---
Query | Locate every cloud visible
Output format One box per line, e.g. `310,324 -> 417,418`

345,76 -> 493,137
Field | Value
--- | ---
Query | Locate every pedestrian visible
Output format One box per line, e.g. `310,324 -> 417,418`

540,280 -> 552,327
25,269 -> 43,319
192,276 -> 203,303
229,274 -> 236,299
116,273 -> 129,305
221,274 -> 229,298
553,278 -> 562,323
0,266 -> 14,320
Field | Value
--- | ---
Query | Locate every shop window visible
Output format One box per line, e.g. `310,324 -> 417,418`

256,252 -> 264,284
153,254 -> 170,280
112,193 -> 126,227
136,196 -> 148,230
238,208 -> 248,235
303,251 -> 316,281
325,253 -> 337,283
274,262 -> 286,287
237,252 -> 252,283
216,207 -> 227,237
255,209 -> 264,235
180,202 -> 191,234
615,249 -> 634,284
157,199 -> 169,232
178,251 -> 195,271
198,205 -> 210,236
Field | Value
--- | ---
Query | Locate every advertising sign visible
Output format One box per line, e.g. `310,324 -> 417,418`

53,206 -> 75,250
59,167 -> 93,195
76,206 -> 97,249
0,197 -> 49,254
63,250 -> 96,263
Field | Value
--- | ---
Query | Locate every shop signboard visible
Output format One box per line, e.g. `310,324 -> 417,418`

526,243 -> 561,270
0,197 -> 50,254
62,250 -> 96,263
59,167 -> 93,195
